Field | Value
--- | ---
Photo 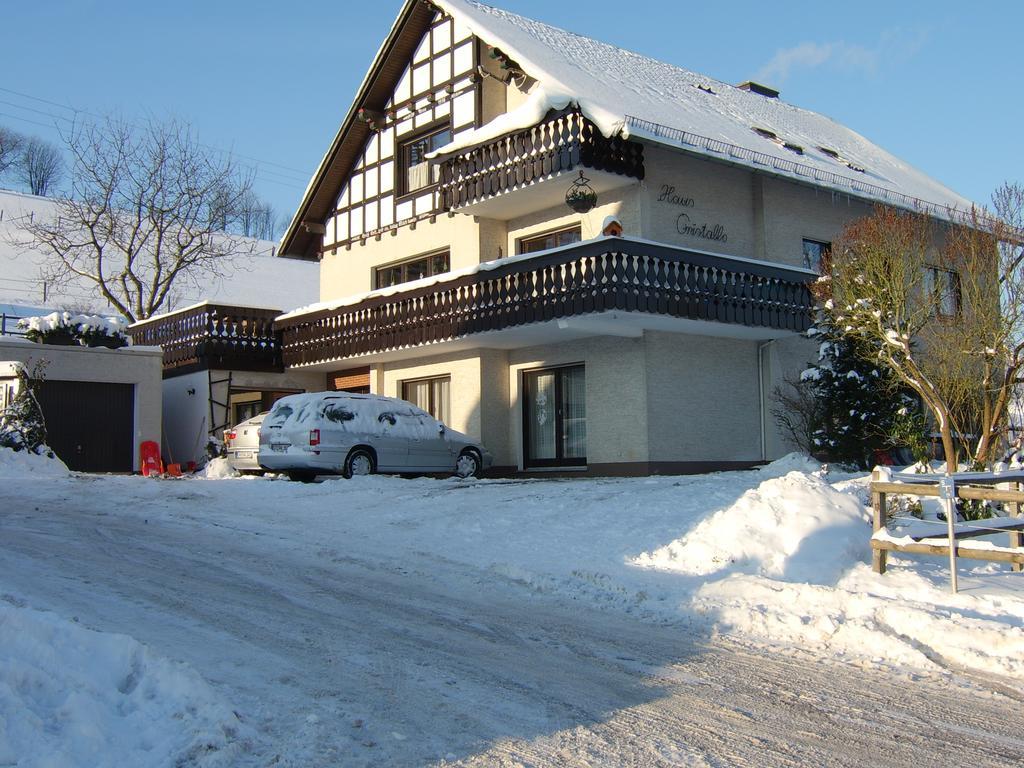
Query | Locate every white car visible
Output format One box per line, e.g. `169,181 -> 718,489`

224,412 -> 267,474
258,391 -> 492,481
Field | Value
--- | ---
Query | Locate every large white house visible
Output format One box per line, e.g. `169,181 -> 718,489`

137,0 -> 971,474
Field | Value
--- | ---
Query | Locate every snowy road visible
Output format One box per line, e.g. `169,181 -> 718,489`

2,473 -> 1024,766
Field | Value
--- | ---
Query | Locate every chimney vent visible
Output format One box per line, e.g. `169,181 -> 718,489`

737,81 -> 780,99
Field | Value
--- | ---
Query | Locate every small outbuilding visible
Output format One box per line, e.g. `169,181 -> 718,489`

0,338 -> 162,472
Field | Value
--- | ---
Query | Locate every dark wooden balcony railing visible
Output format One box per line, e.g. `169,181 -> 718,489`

276,239 -> 814,368
438,109 -> 645,210
128,302 -> 283,373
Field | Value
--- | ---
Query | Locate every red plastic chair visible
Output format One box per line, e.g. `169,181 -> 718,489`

140,441 -> 164,477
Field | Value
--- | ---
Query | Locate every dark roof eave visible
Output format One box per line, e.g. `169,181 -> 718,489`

279,0 -> 437,260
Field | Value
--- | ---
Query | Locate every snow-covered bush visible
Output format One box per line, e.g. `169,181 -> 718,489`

773,313 -> 923,469
18,311 -> 127,348
0,360 -> 52,456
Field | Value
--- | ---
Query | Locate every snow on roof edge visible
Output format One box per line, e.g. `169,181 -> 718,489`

129,300 -> 284,328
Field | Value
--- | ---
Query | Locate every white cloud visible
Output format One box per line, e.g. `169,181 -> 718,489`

755,31 -> 928,85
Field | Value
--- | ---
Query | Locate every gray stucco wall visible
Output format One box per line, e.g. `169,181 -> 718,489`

508,335 -> 649,467
643,331 -> 763,463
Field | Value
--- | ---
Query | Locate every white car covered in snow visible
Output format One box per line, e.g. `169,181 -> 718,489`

258,391 -> 492,481
224,412 -> 267,474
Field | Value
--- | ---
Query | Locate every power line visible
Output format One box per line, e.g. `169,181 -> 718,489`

0,85 -> 313,178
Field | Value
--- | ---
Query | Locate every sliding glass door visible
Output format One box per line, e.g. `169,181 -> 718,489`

523,365 -> 586,468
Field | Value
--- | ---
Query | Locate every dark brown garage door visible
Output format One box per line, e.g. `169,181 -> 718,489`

37,380 -> 135,472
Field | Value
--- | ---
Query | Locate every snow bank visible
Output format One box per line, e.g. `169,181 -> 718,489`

0,598 -> 247,767
627,466 -> 1024,678
633,470 -> 867,583
202,456 -> 237,479
0,446 -> 69,478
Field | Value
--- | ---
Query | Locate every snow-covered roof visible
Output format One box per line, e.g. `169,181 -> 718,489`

431,0 -> 972,216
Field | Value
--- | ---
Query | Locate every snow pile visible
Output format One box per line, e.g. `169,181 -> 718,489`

202,456 -> 237,479
0,598 -> 247,767
632,470 -> 867,583
0,445 -> 69,478
755,451 -> 823,478
626,467 -> 1024,678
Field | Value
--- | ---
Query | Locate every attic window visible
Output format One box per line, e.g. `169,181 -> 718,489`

753,127 -> 778,141
398,124 -> 452,195
817,146 -> 866,173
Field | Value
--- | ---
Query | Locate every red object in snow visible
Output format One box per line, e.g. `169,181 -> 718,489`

140,441 -> 163,477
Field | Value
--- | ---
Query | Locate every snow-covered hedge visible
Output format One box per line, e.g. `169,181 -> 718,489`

18,311 -> 128,348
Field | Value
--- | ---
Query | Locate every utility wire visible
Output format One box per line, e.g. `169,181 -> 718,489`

0,85 -> 313,178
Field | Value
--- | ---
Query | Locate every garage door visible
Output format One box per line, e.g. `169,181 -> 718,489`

37,380 -> 135,472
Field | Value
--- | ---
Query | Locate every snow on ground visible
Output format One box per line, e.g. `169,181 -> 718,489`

0,598 -> 248,768
0,446 -> 69,478
2,453 -> 1023,763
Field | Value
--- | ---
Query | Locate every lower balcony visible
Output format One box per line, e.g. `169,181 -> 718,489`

128,302 -> 284,375
275,239 -> 814,369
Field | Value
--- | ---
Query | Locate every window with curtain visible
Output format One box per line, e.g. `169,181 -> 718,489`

519,226 -> 582,255
401,375 -> 450,424
924,266 -> 961,318
374,251 -> 450,289
399,125 -> 452,195
523,365 -> 586,467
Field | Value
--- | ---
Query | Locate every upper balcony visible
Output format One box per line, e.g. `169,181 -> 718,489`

437,109 -> 645,220
128,302 -> 283,375
275,238 -> 814,369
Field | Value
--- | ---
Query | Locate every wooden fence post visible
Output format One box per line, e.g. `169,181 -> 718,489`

1011,482 -> 1023,573
871,468 -> 888,574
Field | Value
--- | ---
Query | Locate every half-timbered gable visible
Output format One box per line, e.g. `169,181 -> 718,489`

325,10 -> 482,253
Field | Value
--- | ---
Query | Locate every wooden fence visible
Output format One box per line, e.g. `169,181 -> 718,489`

870,469 -> 1024,575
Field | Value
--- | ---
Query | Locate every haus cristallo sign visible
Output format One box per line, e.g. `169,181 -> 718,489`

657,184 -> 728,243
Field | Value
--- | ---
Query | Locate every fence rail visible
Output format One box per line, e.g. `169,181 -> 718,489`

0,313 -> 27,337
870,471 -> 1024,576
277,238 -> 814,368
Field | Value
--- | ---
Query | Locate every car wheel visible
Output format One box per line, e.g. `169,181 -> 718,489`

343,448 -> 375,479
454,449 -> 482,479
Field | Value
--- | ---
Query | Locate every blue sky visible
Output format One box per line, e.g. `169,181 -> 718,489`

1,1 -> 1020,224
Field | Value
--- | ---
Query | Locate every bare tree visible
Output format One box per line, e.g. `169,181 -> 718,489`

16,136 -> 63,196
11,116 -> 256,322
235,190 -> 279,240
0,126 -> 24,177
820,189 -> 1024,469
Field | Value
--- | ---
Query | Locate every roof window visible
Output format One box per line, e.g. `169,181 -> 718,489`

753,127 -> 778,141
817,146 -> 866,173
695,84 -> 716,95
783,142 -> 804,155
